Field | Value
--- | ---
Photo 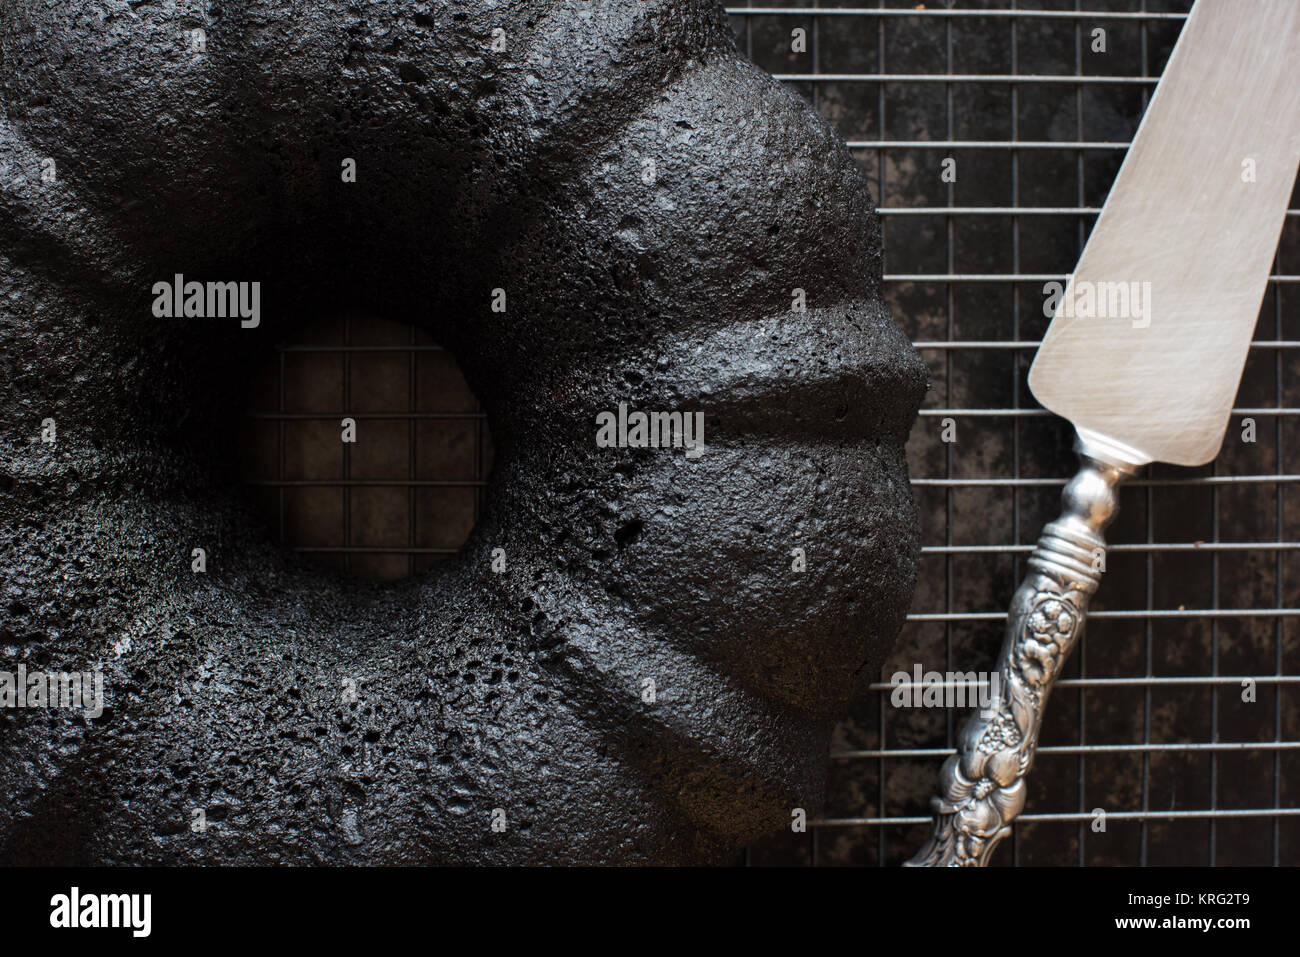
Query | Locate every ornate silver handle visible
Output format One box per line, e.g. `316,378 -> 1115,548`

907,433 -> 1140,867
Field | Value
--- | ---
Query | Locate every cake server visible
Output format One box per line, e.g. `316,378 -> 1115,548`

908,0 -> 1300,866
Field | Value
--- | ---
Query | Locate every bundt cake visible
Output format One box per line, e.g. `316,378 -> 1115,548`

0,0 -> 927,864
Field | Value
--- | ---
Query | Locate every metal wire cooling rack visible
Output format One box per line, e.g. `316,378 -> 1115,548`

240,313 -> 492,582
733,0 -> 1299,866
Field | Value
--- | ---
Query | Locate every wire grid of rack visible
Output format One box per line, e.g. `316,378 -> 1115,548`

241,313 -> 492,582
734,0 -> 1298,866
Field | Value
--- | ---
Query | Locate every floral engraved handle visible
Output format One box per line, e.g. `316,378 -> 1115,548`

908,438 -> 1139,867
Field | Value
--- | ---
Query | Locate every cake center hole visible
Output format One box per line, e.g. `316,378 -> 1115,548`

239,313 -> 493,580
